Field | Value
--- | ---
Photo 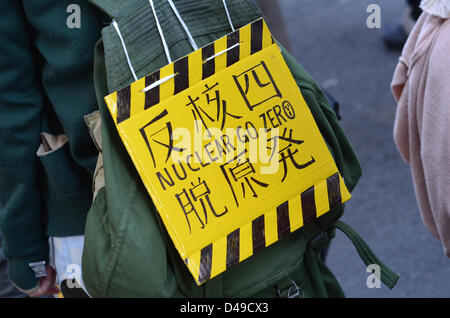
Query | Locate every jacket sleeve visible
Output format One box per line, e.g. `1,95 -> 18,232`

0,1 -> 49,291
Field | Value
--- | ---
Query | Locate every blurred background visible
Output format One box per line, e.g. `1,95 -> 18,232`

255,0 -> 450,297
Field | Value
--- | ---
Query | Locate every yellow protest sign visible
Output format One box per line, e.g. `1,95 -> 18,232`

104,18 -> 351,285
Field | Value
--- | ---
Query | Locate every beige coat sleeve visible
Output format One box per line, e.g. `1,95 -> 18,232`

420,20 -> 450,257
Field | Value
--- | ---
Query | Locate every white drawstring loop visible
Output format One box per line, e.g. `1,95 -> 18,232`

142,73 -> 177,93
149,0 -> 173,64
111,0 -> 237,85
222,0 -> 235,32
204,42 -> 239,63
111,19 -> 138,82
167,0 -> 199,51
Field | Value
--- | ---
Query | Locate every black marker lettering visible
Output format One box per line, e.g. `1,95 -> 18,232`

273,105 -> 287,126
156,168 -> 175,190
172,161 -> 187,181
186,154 -> 200,172
259,112 -> 268,129
194,150 -> 211,168
204,142 -> 219,162
221,134 -> 236,153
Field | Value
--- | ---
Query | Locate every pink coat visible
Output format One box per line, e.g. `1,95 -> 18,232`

391,11 -> 450,257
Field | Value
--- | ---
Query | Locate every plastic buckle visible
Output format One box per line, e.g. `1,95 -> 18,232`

275,280 -> 304,298
28,261 -> 47,278
287,280 -> 304,299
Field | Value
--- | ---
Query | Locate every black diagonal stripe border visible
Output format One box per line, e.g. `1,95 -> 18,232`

202,43 -> 215,80
174,56 -> 189,94
327,173 -> 342,210
226,228 -> 240,269
116,85 -> 131,123
301,186 -> 316,224
276,201 -> 290,239
198,243 -> 213,284
250,18 -> 263,55
227,30 -> 240,67
144,70 -> 160,109
252,214 -> 265,254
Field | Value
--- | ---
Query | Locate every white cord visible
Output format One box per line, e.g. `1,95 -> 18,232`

113,0 -> 236,89
149,0 -> 173,64
142,73 -> 177,92
167,0 -> 199,51
112,20 -> 138,82
222,0 -> 235,32
204,42 -> 239,63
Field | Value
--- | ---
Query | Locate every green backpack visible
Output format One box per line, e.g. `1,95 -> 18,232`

82,0 -> 398,298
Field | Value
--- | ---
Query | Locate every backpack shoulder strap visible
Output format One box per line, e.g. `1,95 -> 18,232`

334,220 -> 399,289
303,219 -> 399,290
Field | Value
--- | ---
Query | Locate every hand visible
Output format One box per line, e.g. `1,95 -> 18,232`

29,265 -> 60,297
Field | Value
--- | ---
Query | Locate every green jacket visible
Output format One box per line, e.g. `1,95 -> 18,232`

81,0 -> 365,297
0,1 -> 106,291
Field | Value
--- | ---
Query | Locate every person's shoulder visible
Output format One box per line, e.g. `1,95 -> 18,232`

430,18 -> 450,65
